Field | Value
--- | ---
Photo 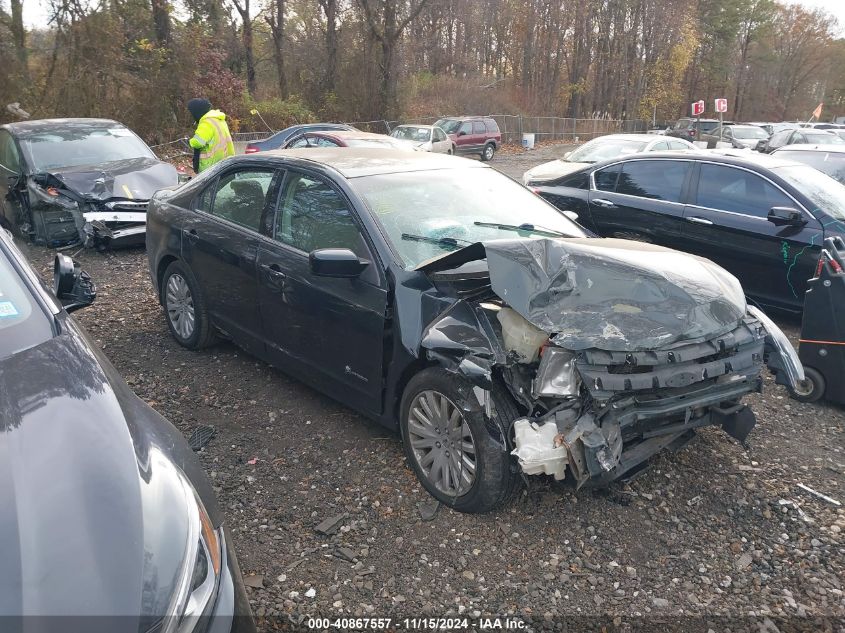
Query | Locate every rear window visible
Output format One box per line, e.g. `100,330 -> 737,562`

675,119 -> 692,129
698,121 -> 719,133
0,248 -> 54,359
484,119 -> 500,133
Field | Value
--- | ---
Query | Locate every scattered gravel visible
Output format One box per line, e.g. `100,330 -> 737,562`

17,146 -> 845,631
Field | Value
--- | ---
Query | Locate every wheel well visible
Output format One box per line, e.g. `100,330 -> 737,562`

391,358 -> 434,426
156,255 -> 178,302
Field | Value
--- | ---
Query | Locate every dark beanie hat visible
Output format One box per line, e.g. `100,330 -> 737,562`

188,98 -> 212,122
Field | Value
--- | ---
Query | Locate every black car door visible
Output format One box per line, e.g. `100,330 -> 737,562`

680,162 -> 822,309
0,130 -> 24,229
537,171 -> 592,228
585,158 -> 693,250
181,166 -> 281,355
256,168 -> 388,415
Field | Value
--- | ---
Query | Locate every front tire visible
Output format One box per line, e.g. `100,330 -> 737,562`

400,368 -> 519,513
480,143 -> 496,161
788,366 -> 825,403
161,260 -> 216,350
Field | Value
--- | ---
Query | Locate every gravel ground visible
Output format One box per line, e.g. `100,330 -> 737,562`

19,143 -> 845,632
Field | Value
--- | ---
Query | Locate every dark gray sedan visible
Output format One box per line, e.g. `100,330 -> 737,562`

0,229 -> 254,632
145,148 -> 802,513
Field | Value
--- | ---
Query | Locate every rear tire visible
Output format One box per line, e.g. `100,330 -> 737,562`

788,366 -> 825,403
480,143 -> 496,161
400,368 -> 520,513
161,260 -> 216,350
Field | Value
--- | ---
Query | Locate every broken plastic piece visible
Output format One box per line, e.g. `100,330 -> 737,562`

497,307 -> 547,363
187,425 -> 216,451
533,346 -> 578,397
511,418 -> 568,479
796,483 -> 841,506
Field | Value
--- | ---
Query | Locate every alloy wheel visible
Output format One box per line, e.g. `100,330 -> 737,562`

407,390 -> 477,496
165,273 -> 196,340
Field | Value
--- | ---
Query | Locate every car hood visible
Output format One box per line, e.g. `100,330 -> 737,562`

524,159 -> 589,183
0,324 -> 198,624
417,238 -> 748,351
32,156 -> 178,201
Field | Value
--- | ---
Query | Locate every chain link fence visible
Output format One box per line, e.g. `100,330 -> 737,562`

227,115 -> 652,153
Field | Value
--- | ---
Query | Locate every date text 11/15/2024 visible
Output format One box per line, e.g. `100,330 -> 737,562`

306,617 -> 527,629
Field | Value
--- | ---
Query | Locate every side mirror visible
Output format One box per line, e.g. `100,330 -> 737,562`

563,151 -> 572,159
563,210 -> 579,222
458,130 -> 467,137
53,254 -> 96,312
767,207 -> 806,227
309,248 -> 368,278
755,140 -> 766,152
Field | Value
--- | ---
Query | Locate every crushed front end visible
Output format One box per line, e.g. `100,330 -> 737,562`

13,157 -> 177,249
416,237 -> 803,488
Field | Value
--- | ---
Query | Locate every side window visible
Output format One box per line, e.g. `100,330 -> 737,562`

616,161 -> 690,202
484,119 -> 500,133
0,132 -> 21,172
458,122 -> 472,135
651,142 -> 669,151
472,121 -> 486,135
771,131 -> 791,147
195,181 -> 216,213
594,165 -> 620,191
669,141 -> 689,150
208,169 -> 274,231
696,164 -> 793,217
558,172 -> 589,190
288,136 -> 310,148
723,127 -> 733,139
314,137 -> 340,147
274,172 -> 365,256
434,128 -> 446,142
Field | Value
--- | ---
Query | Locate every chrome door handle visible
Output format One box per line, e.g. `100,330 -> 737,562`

592,198 -> 616,208
183,229 -> 199,242
686,216 -> 714,225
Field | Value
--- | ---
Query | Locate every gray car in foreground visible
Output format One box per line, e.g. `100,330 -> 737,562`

0,229 -> 254,632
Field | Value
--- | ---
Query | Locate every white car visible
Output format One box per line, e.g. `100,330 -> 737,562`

522,133 -> 696,185
389,124 -> 453,153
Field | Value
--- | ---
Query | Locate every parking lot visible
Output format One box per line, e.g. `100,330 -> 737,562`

20,143 -> 845,631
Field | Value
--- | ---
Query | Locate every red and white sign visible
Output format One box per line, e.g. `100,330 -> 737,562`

715,98 -> 728,113
691,100 -> 705,116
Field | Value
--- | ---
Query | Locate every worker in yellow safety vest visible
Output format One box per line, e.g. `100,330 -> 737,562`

187,98 -> 235,173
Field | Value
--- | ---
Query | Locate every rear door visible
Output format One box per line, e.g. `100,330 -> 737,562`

471,120 -> 487,150
680,162 -> 822,308
586,158 -> 693,249
256,168 -> 388,414
432,127 -> 450,153
181,166 -> 280,354
455,121 -> 474,152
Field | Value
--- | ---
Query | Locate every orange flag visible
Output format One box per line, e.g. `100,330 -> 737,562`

812,103 -> 823,119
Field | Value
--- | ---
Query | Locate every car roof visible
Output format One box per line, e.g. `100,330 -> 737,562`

393,124 -> 436,129
262,147 -> 487,178
773,144 -> 845,154
587,149 -> 805,171
1,118 -> 124,137
587,134 -> 663,142
309,130 -> 396,140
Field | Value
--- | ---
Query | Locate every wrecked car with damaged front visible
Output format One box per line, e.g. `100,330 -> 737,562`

145,149 -> 803,513
0,118 -> 179,249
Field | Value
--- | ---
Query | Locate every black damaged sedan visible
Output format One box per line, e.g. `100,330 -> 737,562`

0,118 -> 179,249
146,149 -> 803,513
0,230 -> 254,632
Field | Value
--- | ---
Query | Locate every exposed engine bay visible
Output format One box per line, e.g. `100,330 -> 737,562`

412,238 -> 804,487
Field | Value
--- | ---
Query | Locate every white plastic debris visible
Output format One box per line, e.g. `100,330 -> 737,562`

497,307 -> 547,363
511,418 -> 568,480
797,483 -> 841,506
305,587 -> 316,598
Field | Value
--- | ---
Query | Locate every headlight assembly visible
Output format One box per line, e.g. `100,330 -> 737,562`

163,480 -> 224,633
28,181 -> 79,210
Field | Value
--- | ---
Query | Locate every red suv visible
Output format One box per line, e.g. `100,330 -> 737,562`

434,116 -> 501,161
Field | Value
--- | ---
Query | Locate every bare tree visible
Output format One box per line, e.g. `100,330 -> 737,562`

358,0 -> 432,119
231,0 -> 257,96
264,0 -> 287,98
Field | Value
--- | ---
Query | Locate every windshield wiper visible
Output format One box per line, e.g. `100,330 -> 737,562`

401,233 -> 471,249
472,221 -> 570,238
